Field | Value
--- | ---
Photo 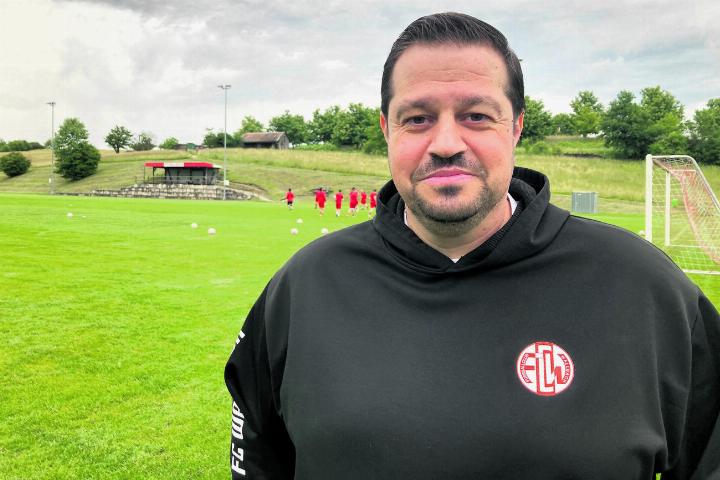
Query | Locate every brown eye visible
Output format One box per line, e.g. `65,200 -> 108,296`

468,113 -> 488,122
408,116 -> 426,125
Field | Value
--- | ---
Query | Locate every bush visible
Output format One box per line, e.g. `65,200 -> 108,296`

131,132 -> 156,151
159,137 -> 179,150
54,118 -> 101,180
6,140 -> 31,151
56,142 -> 101,180
1,152 -> 31,177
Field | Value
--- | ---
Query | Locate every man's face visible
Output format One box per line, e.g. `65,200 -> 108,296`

381,43 -> 523,229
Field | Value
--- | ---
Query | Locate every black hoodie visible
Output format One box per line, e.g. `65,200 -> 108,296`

225,167 -> 720,479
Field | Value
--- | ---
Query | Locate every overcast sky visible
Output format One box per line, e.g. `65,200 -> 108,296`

1,0 -> 718,147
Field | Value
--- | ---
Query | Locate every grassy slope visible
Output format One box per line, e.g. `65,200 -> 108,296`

3,146 -> 719,209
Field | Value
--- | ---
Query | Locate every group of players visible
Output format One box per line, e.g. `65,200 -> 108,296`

283,187 -> 378,217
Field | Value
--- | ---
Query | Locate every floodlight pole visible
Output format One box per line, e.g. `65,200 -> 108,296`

218,84 -> 231,200
47,101 -> 56,194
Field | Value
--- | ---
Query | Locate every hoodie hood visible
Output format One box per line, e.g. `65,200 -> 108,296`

372,166 -> 569,274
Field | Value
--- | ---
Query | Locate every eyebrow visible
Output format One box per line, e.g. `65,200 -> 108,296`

394,95 -> 504,120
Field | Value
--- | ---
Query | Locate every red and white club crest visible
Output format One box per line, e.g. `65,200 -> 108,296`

516,341 -> 575,396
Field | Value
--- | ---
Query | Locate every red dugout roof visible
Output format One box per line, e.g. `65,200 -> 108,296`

144,162 -> 222,169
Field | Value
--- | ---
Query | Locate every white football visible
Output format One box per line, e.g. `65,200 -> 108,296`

191,222 -> 198,229
321,228 -> 329,235
67,212 -> 73,218
297,218 -> 303,224
290,228 -> 299,235
208,227 -> 216,235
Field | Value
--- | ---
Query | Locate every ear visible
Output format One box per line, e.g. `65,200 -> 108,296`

512,111 -> 524,148
380,113 -> 389,142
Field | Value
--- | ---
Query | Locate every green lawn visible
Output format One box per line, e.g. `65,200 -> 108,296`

1,193 -> 718,478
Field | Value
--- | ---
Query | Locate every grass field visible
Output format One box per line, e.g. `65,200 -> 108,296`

2,140 -> 719,478
1,192 -> 718,478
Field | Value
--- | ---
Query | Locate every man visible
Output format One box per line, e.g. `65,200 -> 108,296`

315,187 -> 326,215
348,186 -> 359,215
360,189 -> 368,210
369,188 -> 377,216
283,188 -> 294,210
225,12 -> 720,479
334,189 -> 343,217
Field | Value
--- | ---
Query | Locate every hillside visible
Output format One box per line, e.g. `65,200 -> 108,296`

2,144 -> 719,214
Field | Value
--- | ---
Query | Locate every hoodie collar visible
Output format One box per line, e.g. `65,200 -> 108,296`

372,167 -> 569,274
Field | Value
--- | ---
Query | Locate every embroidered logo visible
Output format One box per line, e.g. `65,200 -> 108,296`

516,341 -> 574,396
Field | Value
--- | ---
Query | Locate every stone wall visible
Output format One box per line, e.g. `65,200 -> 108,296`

91,184 -> 254,201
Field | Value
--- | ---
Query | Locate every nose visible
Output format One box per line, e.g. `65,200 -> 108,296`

428,116 -> 467,159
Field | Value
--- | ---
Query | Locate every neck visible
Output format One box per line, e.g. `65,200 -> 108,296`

405,197 -> 512,259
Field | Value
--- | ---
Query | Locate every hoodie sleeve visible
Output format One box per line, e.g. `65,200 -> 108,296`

664,294 -> 720,480
224,286 -> 295,479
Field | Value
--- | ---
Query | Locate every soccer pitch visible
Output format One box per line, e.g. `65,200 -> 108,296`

1,193 -> 718,478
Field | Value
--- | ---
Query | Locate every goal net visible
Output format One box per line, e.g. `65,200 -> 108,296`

645,154 -> 720,275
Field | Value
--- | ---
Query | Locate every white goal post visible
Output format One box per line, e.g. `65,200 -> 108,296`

645,154 -> 720,275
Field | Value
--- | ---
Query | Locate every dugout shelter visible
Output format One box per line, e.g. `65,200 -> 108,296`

143,161 -> 223,185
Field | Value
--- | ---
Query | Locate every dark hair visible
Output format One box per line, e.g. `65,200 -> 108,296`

381,12 -> 524,120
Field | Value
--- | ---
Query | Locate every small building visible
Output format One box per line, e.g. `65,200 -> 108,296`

241,132 -> 290,149
144,161 -> 222,185
173,143 -> 204,152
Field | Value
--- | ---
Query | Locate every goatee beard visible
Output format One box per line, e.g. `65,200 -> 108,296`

405,153 -> 505,236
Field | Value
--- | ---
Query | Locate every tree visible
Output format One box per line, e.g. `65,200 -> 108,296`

203,129 -> 224,148
269,110 -> 308,145
105,126 -> 133,153
570,90 -> 603,137
54,118 -> 101,180
1,152 -> 31,177
234,116 -> 265,137
131,131 -> 155,151
308,106 -> 342,144
551,113 -> 576,135
362,119 -> 387,155
0,138 -> 6,152
602,91 -> 652,159
688,98 -> 720,164
331,103 -> 377,148
159,137 -> 179,150
640,86 -> 684,124
602,87 -> 686,159
521,96 -> 553,143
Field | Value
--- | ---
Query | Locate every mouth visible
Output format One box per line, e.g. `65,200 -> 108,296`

420,168 -> 476,185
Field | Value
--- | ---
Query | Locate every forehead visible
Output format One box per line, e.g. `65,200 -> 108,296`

389,43 -> 510,112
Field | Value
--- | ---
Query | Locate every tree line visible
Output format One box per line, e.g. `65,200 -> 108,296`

523,87 -> 720,164
2,87 -> 719,181
200,103 -> 387,155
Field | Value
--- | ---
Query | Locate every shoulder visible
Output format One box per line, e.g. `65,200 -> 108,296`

274,221 -> 379,279
560,214 -> 692,284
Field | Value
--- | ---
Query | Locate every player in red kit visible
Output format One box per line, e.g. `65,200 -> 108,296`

360,190 -> 367,210
284,188 -> 295,210
348,187 -> 359,216
369,189 -> 377,217
316,188 -> 327,215
335,190 -> 343,217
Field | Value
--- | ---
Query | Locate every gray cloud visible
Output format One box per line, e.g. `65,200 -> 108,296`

1,0 -> 718,146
